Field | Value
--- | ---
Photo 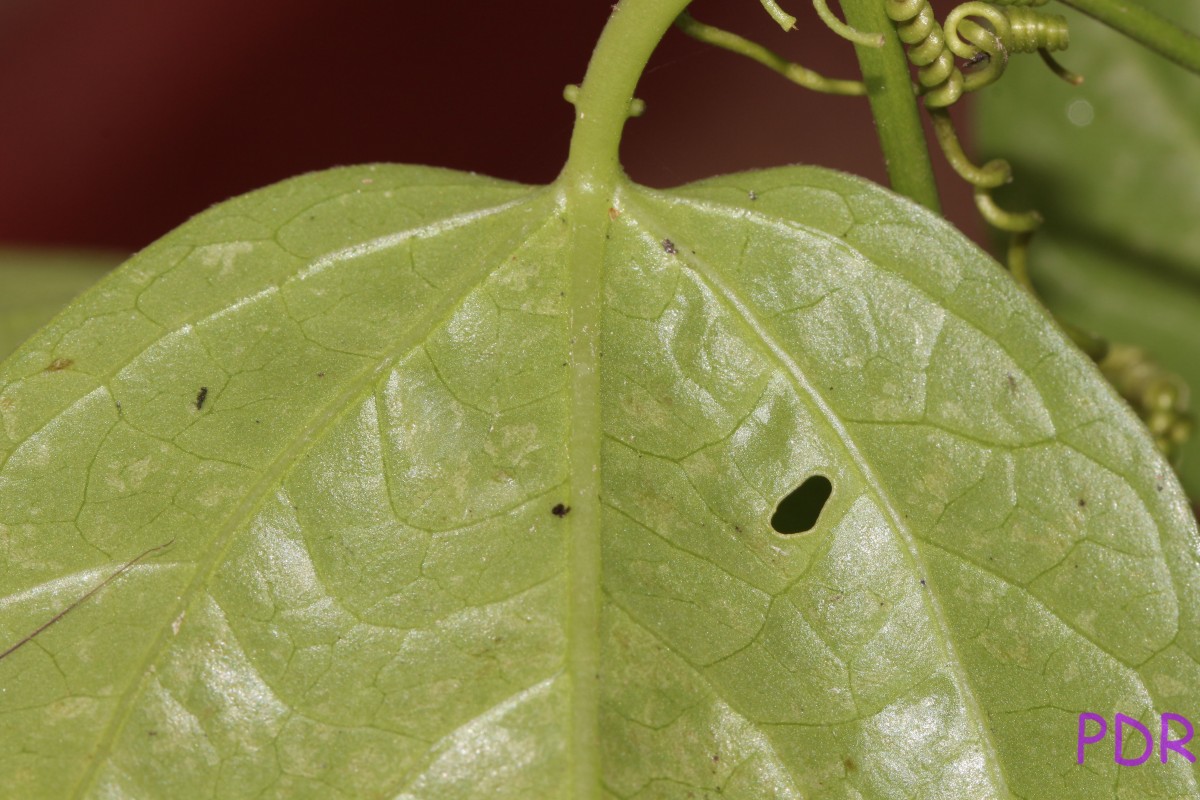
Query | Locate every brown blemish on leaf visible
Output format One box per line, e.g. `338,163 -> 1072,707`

661,239 -> 677,255
608,207 -> 621,220
844,757 -> 856,772
0,539 -> 174,662
46,358 -> 73,372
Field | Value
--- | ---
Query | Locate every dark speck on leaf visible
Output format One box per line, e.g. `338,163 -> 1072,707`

920,579 -> 927,586
317,372 -> 325,378
844,757 -> 856,772
1078,498 -> 1086,508
46,358 -> 73,372
195,386 -> 208,411
662,238 -> 677,255
551,503 -> 570,518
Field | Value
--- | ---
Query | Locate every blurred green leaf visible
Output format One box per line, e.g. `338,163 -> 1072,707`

974,0 -> 1200,498
0,250 -> 119,360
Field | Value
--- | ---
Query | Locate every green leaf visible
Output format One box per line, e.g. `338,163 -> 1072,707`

0,250 -> 118,361
973,0 -> 1200,497
0,163 -> 1197,798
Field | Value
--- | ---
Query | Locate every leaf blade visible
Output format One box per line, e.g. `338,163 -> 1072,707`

0,163 -> 1197,798
615,167 -> 1199,797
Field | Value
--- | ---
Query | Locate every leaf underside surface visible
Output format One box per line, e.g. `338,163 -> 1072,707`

0,164 -> 1198,799
974,0 -> 1200,498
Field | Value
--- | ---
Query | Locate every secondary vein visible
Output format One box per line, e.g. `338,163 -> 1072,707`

68,191 -> 547,799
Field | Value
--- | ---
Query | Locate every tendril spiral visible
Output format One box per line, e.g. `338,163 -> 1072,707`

1002,7 -> 1070,52
884,0 -> 1085,319
944,4 -> 1071,91
884,0 -> 963,107
1100,344 -> 1194,463
944,3 -> 1010,90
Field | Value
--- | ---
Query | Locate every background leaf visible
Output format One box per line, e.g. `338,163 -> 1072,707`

0,249 -> 117,360
973,0 -> 1200,498
0,164 -> 1197,797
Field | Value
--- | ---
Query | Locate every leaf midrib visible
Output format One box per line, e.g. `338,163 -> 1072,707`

562,183 -> 609,797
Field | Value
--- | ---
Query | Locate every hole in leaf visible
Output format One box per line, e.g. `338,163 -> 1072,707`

770,475 -> 832,534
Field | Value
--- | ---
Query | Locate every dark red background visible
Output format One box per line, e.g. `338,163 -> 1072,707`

0,0 -> 979,253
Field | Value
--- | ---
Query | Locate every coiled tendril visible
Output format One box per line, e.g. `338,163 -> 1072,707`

1100,344 -> 1194,464
884,0 -> 963,108
882,0 -> 1083,282
944,3 -> 1072,91
886,0 -> 1078,105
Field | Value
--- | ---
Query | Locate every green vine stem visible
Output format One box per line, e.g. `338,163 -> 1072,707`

1059,0 -> 1200,75
838,0 -> 942,212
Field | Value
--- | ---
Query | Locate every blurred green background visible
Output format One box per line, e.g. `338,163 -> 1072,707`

976,0 -> 1200,499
